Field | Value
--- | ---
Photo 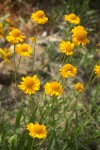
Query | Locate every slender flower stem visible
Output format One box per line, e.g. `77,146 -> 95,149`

31,139 -> 35,150
17,56 -> 21,70
29,94 -> 33,114
8,54 -> 22,94
32,27 -> 38,74
14,44 -> 17,83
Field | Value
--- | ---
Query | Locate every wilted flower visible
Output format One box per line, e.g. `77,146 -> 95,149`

65,13 -> 80,24
31,10 -> 48,24
71,26 -> 89,46
6,28 -> 25,44
94,65 -> 100,78
15,43 -> 32,56
26,122 -> 47,139
44,81 -> 63,96
18,75 -> 40,94
74,82 -> 84,92
59,41 -> 74,55
60,64 -> 77,78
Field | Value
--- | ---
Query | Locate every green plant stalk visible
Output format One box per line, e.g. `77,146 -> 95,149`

14,44 -> 17,83
30,139 -> 35,150
32,27 -> 38,74
75,60 -> 100,105
17,56 -> 21,71
51,96 -> 59,150
29,94 -> 34,115
7,54 -> 22,99
40,96 -> 57,123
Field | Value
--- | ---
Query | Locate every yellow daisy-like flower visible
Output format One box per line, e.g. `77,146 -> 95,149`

59,41 -> 74,55
26,122 -> 47,139
0,23 -> 4,38
31,10 -> 48,24
6,28 -> 25,44
15,43 -> 32,56
94,65 -> 100,78
71,26 -> 89,46
0,48 -> 12,64
60,64 -> 77,78
74,82 -> 84,92
44,81 -> 63,96
65,13 -> 80,24
29,37 -> 36,42
18,75 -> 40,94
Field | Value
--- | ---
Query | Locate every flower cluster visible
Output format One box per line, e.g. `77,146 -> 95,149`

0,10 -> 100,144
26,122 -> 47,139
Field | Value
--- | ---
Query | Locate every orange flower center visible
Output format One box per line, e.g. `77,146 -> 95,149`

21,45 -> 28,52
25,79 -> 35,89
65,66 -> 73,72
65,43 -> 72,51
34,126 -> 44,134
70,14 -> 76,20
12,30 -> 21,37
50,82 -> 61,92
52,85 -> 59,91
37,12 -> 45,19
75,30 -> 87,41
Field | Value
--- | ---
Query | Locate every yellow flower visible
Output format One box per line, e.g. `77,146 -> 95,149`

26,122 -> 47,139
31,10 -> 48,24
74,82 -> 84,92
15,43 -> 32,56
59,41 -> 74,55
18,75 -> 40,94
94,65 -> 100,78
0,23 -> 4,38
60,64 -> 77,78
0,48 -> 12,64
44,81 -> 63,96
29,37 -> 36,42
6,28 -> 25,44
65,13 -> 80,24
71,26 -> 89,46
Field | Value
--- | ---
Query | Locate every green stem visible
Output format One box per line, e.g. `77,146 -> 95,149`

8,54 -> 22,94
29,94 -> 33,114
17,56 -> 21,70
14,44 -> 17,83
32,28 -> 38,74
31,139 -> 35,150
